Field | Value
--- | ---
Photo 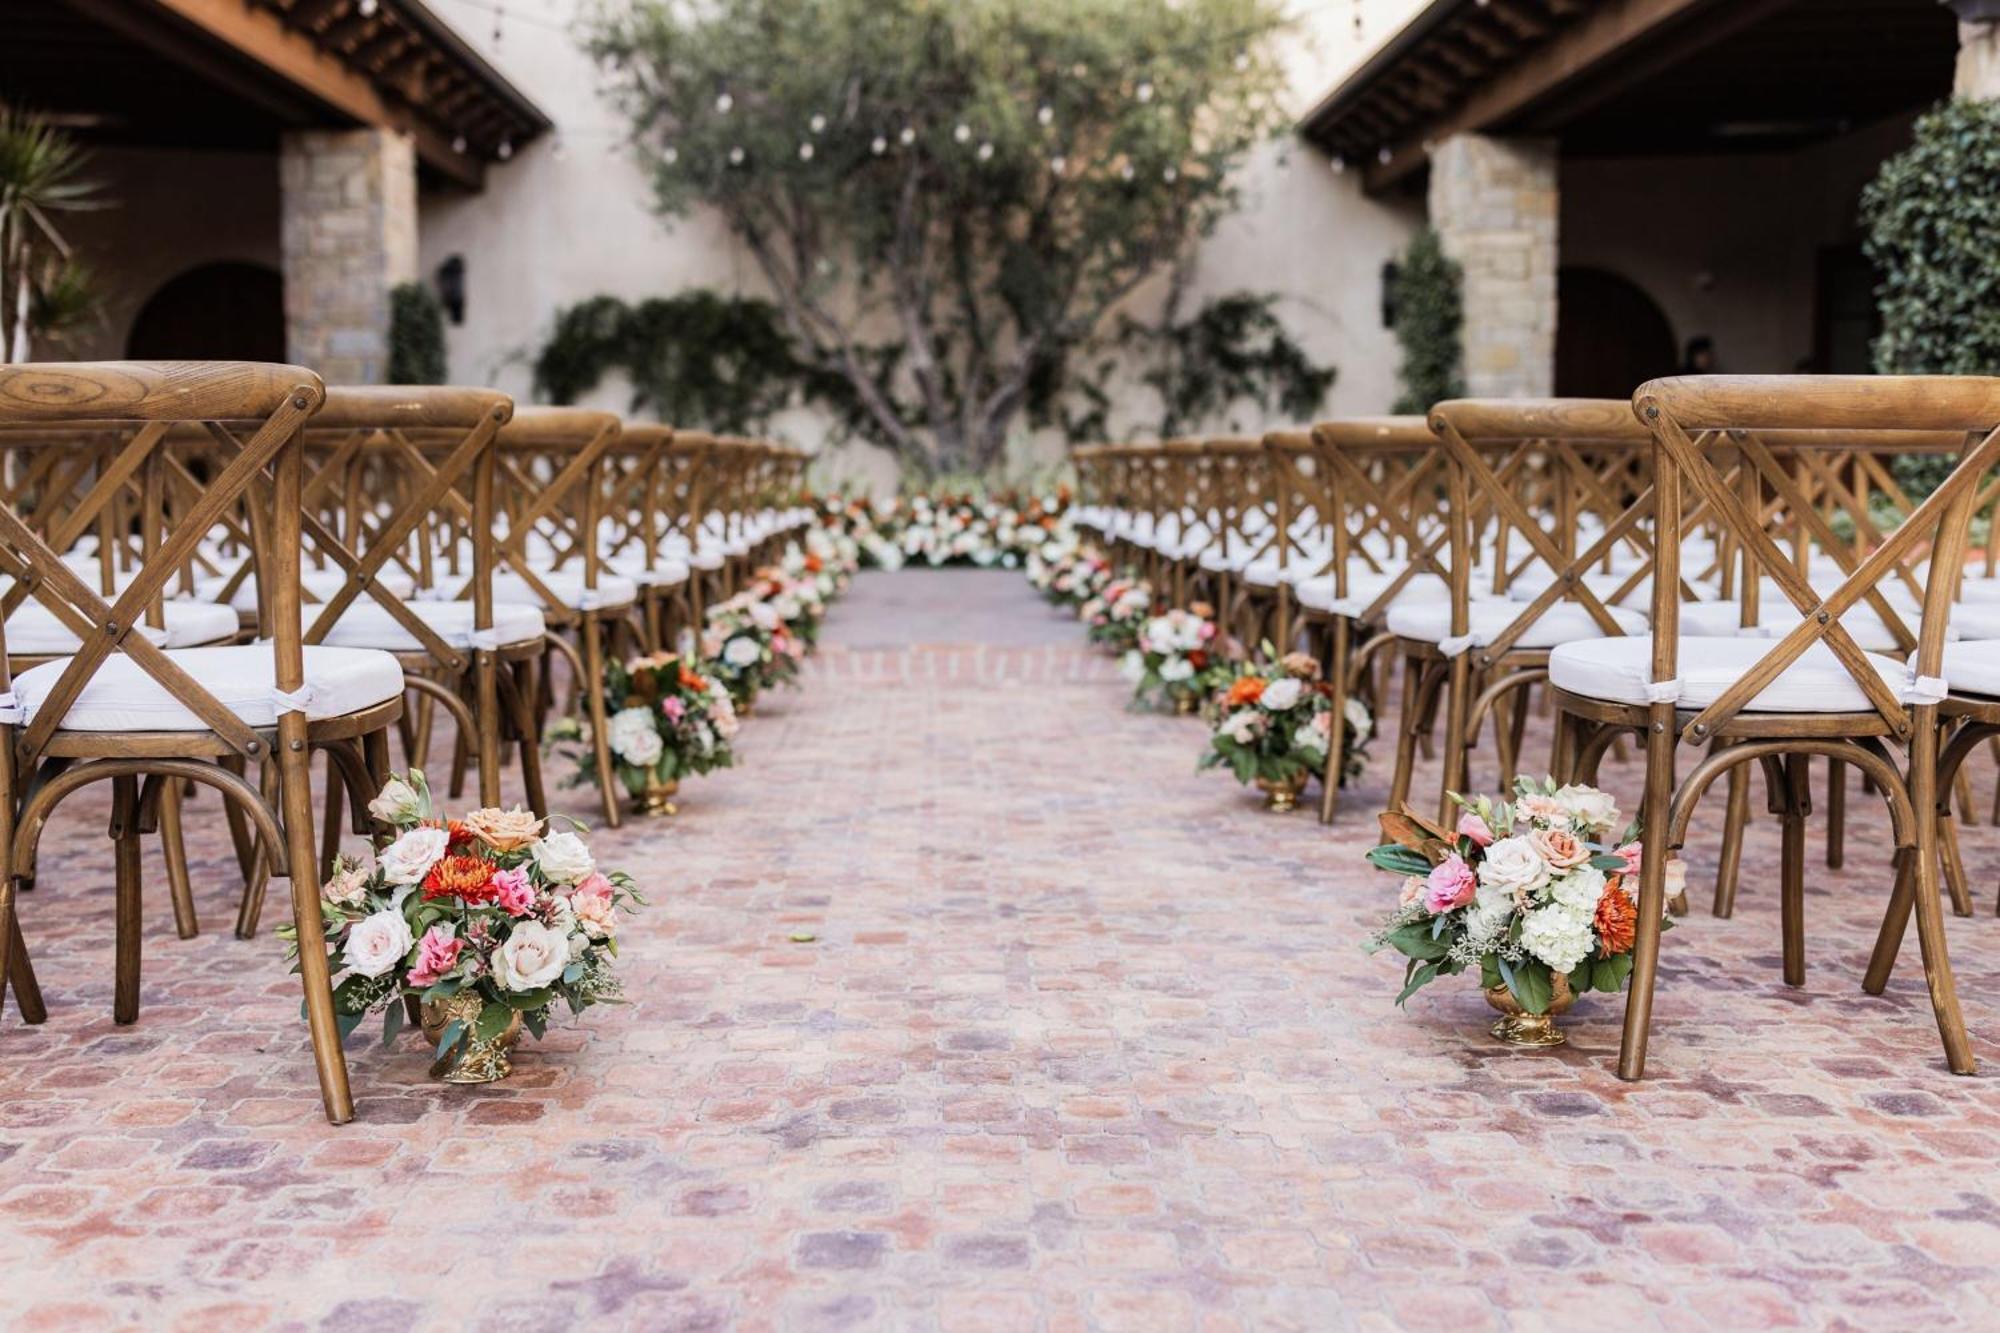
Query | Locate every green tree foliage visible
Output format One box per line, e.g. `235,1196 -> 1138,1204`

387,282 -> 448,384
1121,291 -> 1335,438
1861,98 -> 2000,497
586,0 -> 1290,474
1389,228 -> 1464,416
0,106 -> 106,361
532,291 -> 856,433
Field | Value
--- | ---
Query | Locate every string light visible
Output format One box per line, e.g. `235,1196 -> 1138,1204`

870,135 -> 888,155
799,142 -> 814,160
358,0 -> 378,15
976,141 -> 994,162
899,126 -> 917,145
1050,155 -> 1067,175
1135,80 -> 1154,103
663,145 -> 678,164
728,145 -> 745,165
1037,104 -> 1054,126
953,123 -> 971,144
715,92 -> 734,114
496,138 -> 512,160
809,113 -> 826,133
451,134 -> 467,154
1162,166 -> 1177,182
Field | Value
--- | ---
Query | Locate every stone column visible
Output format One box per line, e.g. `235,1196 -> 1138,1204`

1956,18 -> 2000,96
278,129 -> 419,384
1427,133 -> 1558,399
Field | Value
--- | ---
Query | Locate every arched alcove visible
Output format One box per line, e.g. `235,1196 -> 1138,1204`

126,261 -> 285,361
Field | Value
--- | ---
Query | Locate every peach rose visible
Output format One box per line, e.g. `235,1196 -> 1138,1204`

463,806 -> 544,853
1529,826 -> 1591,871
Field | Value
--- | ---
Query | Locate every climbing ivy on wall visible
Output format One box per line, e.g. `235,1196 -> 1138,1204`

1861,97 -> 2000,497
387,282 -> 447,384
1122,292 -> 1337,439
1389,228 -> 1465,416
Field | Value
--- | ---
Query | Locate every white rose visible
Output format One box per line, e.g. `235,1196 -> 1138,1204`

1344,698 -> 1374,742
378,826 -> 450,885
1477,835 -> 1549,900
1554,784 -> 1621,836
607,706 -> 663,766
1220,710 -> 1264,745
342,908 -> 413,978
747,600 -> 781,631
723,635 -> 763,668
1461,896 -> 1514,950
367,776 -> 423,824
1159,657 -> 1195,683
1120,650 -> 1146,683
1294,723 -> 1329,756
1260,678 -> 1304,711
531,831 -> 596,885
322,859 -> 371,908
492,921 -> 568,992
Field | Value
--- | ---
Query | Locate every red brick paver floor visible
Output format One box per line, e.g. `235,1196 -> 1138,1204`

5,569 -> 2000,1329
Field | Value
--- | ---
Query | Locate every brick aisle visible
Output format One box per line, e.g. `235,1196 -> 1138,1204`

5,569 -> 2000,1330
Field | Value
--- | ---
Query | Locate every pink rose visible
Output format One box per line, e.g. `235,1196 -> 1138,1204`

1614,841 -> 1644,877
492,866 -> 535,917
1457,812 -> 1495,847
662,696 -> 686,724
1422,853 -> 1478,914
405,924 -> 463,988
570,872 -> 619,939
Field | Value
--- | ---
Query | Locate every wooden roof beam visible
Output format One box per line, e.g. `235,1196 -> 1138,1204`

1363,0 -> 1724,192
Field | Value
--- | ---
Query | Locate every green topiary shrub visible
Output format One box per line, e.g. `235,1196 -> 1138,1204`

1389,228 -> 1465,416
387,281 -> 448,384
1861,97 -> 2000,498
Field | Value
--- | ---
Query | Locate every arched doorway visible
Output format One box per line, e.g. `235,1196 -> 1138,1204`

1555,267 -> 1676,399
126,261 -> 285,361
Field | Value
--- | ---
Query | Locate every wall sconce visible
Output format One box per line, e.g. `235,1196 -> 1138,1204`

1380,260 -> 1401,329
435,255 -> 466,326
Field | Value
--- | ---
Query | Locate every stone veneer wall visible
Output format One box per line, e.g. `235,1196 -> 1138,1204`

279,129 -> 419,384
1427,133 -> 1558,399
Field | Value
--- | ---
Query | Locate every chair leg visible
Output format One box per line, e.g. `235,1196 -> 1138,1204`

158,781 -> 199,940
1436,654 -> 1473,827
275,715 -> 356,1124
1905,717 -> 1977,1075
221,754 -> 257,881
581,613 -> 622,829
235,761 -> 280,940
1863,852 -> 1916,996
501,661 -> 549,818
112,775 -> 142,1025
474,649 -> 503,809
1713,753 -> 1750,919
319,756 -> 345,878
1318,617 -> 1352,825
5,913 -> 45,1024
1779,753 -> 1808,988
1386,654 -> 1425,814
1617,704 -> 1679,1082
1825,758 -> 1846,870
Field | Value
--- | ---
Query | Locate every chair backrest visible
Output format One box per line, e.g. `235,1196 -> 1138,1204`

0,361 -> 325,764
1306,416 -> 1444,614
1637,374 -> 2000,742
486,406 -> 622,621
298,385 -> 515,668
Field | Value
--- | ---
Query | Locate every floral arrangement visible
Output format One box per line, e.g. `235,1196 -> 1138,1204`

1200,650 -> 1370,802
1121,605 -> 1234,711
288,771 -> 641,1079
754,566 -> 828,647
811,489 -> 1068,570
703,591 -> 802,707
1364,777 -> 1676,1018
1081,577 -> 1155,652
554,650 -> 738,803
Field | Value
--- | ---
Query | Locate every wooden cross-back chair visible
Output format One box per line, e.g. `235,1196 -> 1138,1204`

1295,417 -> 1457,823
1548,374 -> 2000,1081
664,430 -> 727,629
293,386 -> 552,819
0,361 -> 413,1125
1189,439 -> 1267,637
462,407 -> 635,827
587,423 -> 695,654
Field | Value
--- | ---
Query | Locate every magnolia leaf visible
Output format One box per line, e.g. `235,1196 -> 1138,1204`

474,1002 -> 514,1042
1365,845 -> 1432,877
1507,960 -> 1555,1014
431,1018 -> 466,1064
380,1001 -> 405,1049
1379,806 -> 1451,850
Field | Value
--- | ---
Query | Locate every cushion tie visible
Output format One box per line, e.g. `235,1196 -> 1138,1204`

1903,672 -> 1949,706
0,691 -> 22,725
469,628 -> 505,651
270,684 -> 317,716
1437,632 -> 1478,659
1642,677 -> 1682,704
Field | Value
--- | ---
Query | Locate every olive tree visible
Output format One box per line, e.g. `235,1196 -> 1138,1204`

586,0 -> 1290,475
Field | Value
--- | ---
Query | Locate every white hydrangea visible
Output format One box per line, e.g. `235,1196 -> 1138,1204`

1344,698 -> 1373,742
1519,903 -> 1595,974
1547,864 -> 1608,915
1293,723 -> 1329,756
1159,656 -> 1195,683
1120,650 -> 1146,683
1260,678 -> 1304,711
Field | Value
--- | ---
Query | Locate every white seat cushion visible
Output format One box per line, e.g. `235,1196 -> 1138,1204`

1937,642 -> 2000,697
12,645 -> 405,731
6,604 -> 167,656
196,566 -> 417,614
1387,597 -> 1647,650
687,549 -> 727,572
315,601 -> 545,653
606,555 -> 691,588
482,570 -> 639,612
1549,636 -> 1907,713
1296,568 -> 1451,618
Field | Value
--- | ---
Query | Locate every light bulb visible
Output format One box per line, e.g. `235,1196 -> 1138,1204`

1136,81 -> 1153,103
976,142 -> 993,162
715,92 -> 733,114
899,126 -> 916,145
1377,146 -> 1391,165
358,0 -> 377,15
1119,162 -> 1134,181
799,142 -> 814,161
953,123 -> 971,144
663,145 -> 678,165
1234,51 -> 1250,72
729,145 -> 745,165
810,113 -> 826,134
451,134 -> 467,154
497,139 -> 512,160
870,136 -> 887,155
1050,155 -> 1067,175
1037,105 -> 1053,126
1162,166 -> 1177,182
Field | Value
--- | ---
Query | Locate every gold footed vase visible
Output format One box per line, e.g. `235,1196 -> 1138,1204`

420,992 -> 523,1084
633,774 -> 680,816
1173,693 -> 1199,716
1483,973 -> 1575,1048
1254,770 -> 1309,813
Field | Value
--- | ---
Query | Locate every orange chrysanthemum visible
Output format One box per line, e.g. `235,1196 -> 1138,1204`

803,554 -> 824,573
1225,676 -> 1267,708
422,853 -> 498,904
679,665 -> 710,693
1595,881 -> 1637,958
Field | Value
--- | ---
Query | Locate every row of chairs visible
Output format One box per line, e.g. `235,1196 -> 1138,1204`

0,360 -> 805,1122
1072,376 -> 2000,1081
